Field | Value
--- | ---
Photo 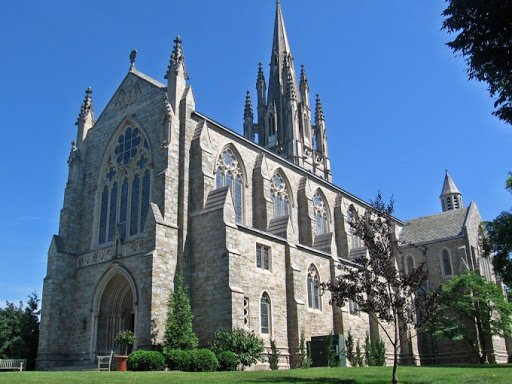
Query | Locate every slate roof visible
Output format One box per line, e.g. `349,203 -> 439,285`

400,205 -> 471,245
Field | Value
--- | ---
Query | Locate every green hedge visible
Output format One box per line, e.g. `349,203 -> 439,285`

127,350 -> 165,371
164,348 -> 218,372
217,350 -> 238,371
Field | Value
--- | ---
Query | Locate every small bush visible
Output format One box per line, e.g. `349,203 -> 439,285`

164,348 -> 192,371
189,349 -> 218,372
127,350 -> 165,371
210,328 -> 264,368
217,350 -> 238,371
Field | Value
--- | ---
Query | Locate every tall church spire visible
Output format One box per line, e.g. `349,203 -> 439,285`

243,0 -> 332,181
440,170 -> 463,212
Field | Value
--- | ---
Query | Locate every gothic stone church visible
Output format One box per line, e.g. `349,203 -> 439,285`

37,2 -> 509,369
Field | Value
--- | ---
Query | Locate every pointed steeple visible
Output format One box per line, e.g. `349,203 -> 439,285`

315,93 -> 324,124
268,0 -> 299,104
165,36 -> 188,80
299,65 -> 309,101
440,170 -> 463,211
75,87 -> 95,146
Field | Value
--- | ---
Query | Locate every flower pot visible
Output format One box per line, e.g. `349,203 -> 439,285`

114,355 -> 128,371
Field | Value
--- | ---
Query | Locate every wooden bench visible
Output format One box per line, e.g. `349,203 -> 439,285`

97,351 -> 113,371
0,359 -> 26,371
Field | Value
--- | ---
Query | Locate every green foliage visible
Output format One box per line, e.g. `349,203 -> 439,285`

164,274 -> 198,350
354,340 -> 364,367
210,328 -> 265,369
344,330 -> 355,366
189,349 -> 218,372
0,293 -> 39,370
298,329 -> 311,369
216,350 -> 238,371
326,333 -> 338,368
442,1 -> 512,125
484,174 -> 512,286
268,339 -> 280,370
115,330 -> 136,355
126,350 -> 165,371
364,333 -> 386,366
425,272 -> 512,363
163,348 -> 191,371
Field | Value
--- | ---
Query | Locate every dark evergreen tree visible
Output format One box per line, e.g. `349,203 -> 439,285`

163,274 -> 198,350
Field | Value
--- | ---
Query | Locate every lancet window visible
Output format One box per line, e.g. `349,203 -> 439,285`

260,292 -> 272,334
313,190 -> 328,235
307,264 -> 321,310
215,147 -> 243,223
271,172 -> 290,218
98,125 -> 151,244
441,248 -> 452,276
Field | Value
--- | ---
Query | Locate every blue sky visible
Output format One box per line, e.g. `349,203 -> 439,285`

1,0 -> 511,305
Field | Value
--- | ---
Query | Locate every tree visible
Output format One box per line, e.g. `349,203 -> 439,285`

0,293 -> 39,370
484,175 -> 512,286
323,194 -> 437,384
164,274 -> 198,350
442,1 -> 512,125
210,328 -> 265,369
268,338 -> 280,370
425,272 -> 512,363
298,329 -> 311,368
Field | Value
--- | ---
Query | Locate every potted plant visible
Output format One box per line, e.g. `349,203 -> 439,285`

114,330 -> 136,371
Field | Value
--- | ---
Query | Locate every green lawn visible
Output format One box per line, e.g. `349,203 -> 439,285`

0,366 -> 510,384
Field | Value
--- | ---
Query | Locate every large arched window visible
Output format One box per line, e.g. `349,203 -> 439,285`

313,190 -> 329,236
307,264 -> 321,310
215,147 -> 243,223
404,255 -> 415,274
271,172 -> 289,218
260,292 -> 272,334
98,125 -> 151,244
440,248 -> 452,276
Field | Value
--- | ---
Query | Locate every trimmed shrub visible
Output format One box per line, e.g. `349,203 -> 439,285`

217,350 -> 238,371
164,348 -> 192,371
127,350 -> 165,371
210,328 -> 264,368
189,349 -> 218,372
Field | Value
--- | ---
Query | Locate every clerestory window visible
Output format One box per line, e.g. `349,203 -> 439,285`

313,190 -> 329,236
271,172 -> 289,218
215,147 -> 244,223
98,125 -> 151,244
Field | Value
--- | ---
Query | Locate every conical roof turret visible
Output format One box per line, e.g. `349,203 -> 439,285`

440,170 -> 463,211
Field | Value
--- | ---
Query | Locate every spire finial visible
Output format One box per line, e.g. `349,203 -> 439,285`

244,91 -> 254,119
300,64 -> 308,87
129,49 -> 137,71
445,169 -> 449,175
76,87 -> 94,125
165,35 -> 189,80
315,93 -> 324,121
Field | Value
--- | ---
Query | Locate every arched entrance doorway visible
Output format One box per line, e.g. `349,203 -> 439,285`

94,272 -> 136,356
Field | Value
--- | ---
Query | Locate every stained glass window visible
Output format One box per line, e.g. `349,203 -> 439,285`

215,147 -> 244,223
271,172 -> 289,218
313,190 -> 328,235
260,293 -> 271,334
307,265 -> 321,310
98,125 -> 151,245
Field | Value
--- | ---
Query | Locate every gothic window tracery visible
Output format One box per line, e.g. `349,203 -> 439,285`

215,147 -> 244,223
307,264 -> 321,310
271,172 -> 289,218
313,190 -> 328,236
98,125 -> 151,245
